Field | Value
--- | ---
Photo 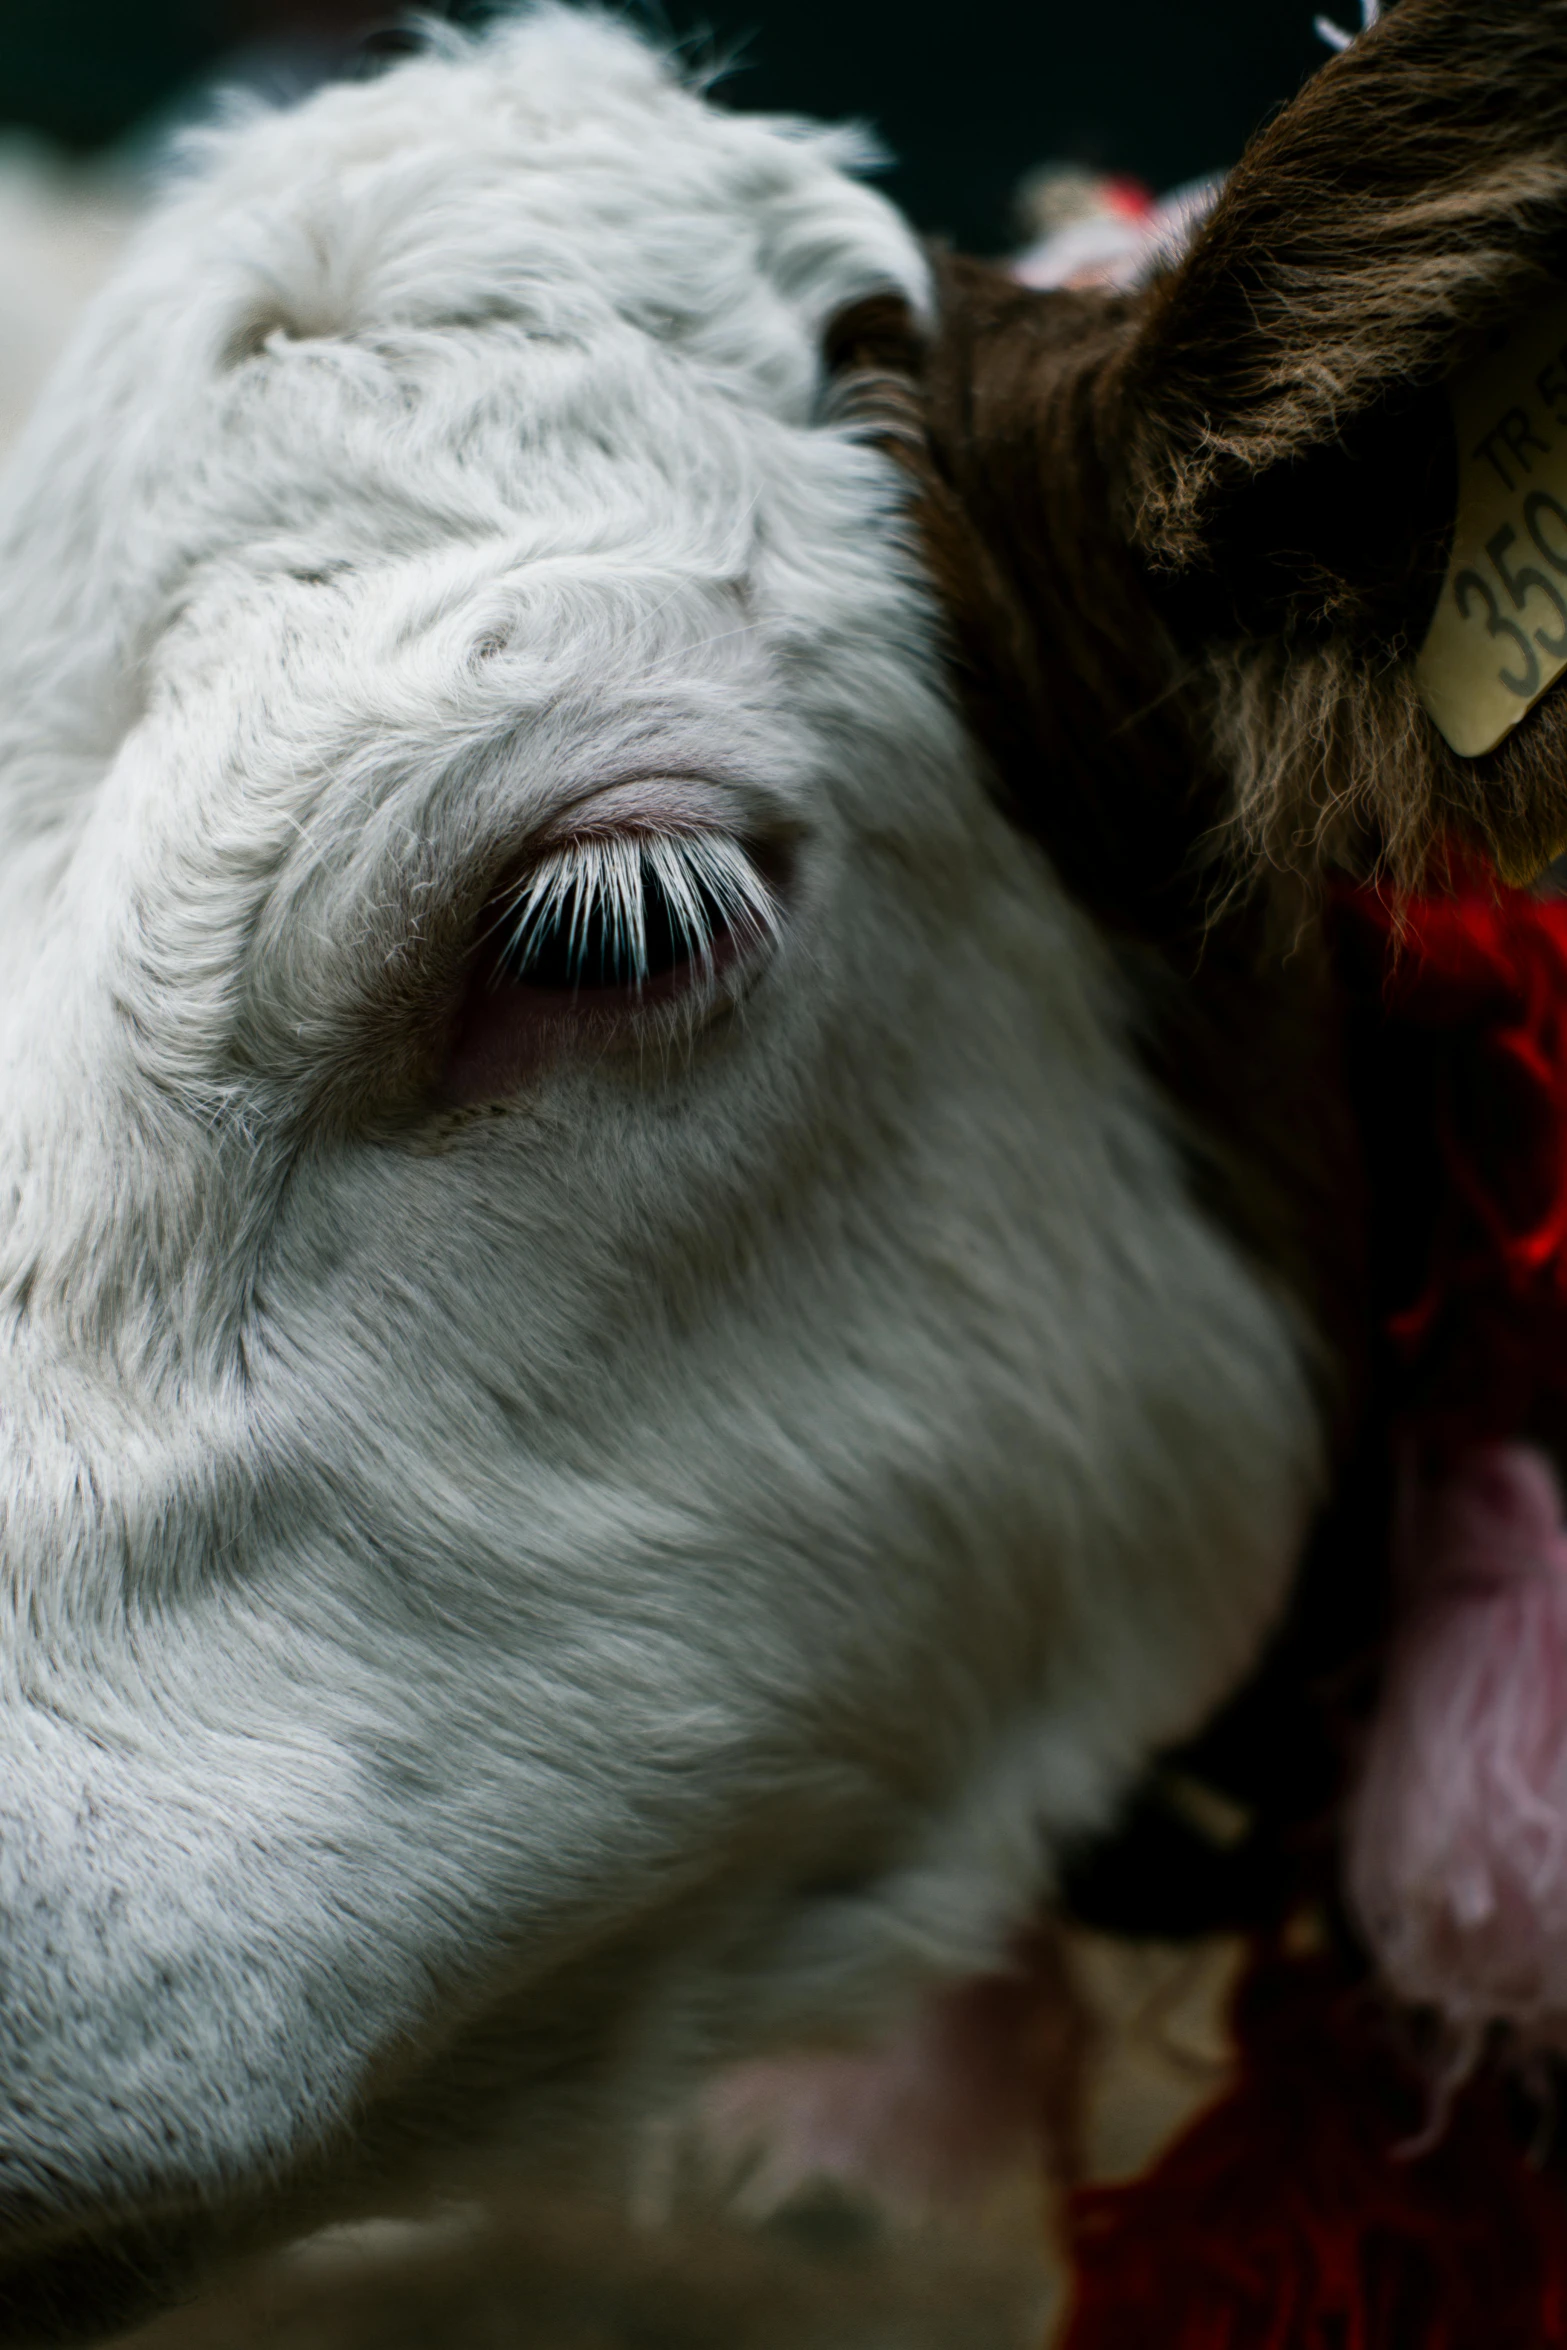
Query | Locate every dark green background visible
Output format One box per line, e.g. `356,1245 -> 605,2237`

0,1 -> 1330,252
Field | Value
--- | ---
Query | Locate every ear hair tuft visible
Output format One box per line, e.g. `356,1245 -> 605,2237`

1118,0 -> 1567,570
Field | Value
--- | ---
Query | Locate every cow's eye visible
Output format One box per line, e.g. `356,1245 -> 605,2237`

440,830 -> 780,1105
497,832 -> 775,998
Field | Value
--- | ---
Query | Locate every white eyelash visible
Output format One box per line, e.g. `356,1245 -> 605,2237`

499,831 -> 779,991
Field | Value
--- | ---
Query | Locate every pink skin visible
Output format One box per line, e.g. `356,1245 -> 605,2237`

697,1935 -> 1084,2218
440,951 -> 711,1106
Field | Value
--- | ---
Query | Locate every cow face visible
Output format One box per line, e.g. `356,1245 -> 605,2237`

0,0 -> 1553,2335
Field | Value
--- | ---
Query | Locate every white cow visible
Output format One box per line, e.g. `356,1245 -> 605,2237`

9,0 -> 1529,2331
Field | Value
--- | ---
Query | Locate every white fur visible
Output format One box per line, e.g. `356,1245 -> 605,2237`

0,8 -> 1318,2279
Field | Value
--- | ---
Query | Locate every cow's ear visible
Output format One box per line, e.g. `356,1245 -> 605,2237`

1112,0 -> 1567,886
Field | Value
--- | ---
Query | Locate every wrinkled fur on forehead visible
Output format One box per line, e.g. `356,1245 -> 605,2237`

0,6 -> 929,865
835,0 -> 1567,895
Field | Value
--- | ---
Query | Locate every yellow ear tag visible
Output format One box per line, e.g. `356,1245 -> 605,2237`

1416,292 -> 1567,758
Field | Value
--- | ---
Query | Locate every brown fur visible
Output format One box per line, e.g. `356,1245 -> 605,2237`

1113,0 -> 1567,886
828,270 -> 1367,1433
827,0 -> 1567,1441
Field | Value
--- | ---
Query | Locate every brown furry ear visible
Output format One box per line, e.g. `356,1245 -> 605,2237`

1109,0 -> 1567,885
1120,0 -> 1567,571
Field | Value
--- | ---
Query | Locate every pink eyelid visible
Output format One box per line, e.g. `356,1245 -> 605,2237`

434,779 -> 786,1109
532,774 -> 759,850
